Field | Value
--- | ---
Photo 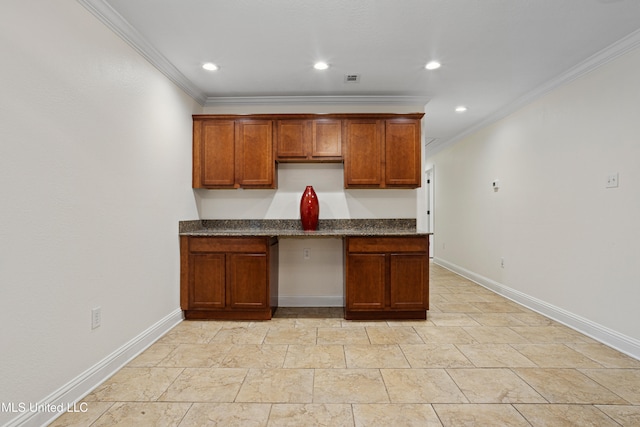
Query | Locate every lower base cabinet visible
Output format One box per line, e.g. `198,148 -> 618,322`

344,236 -> 429,320
180,236 -> 278,320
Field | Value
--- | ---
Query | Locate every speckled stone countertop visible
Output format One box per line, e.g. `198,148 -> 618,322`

179,219 -> 429,237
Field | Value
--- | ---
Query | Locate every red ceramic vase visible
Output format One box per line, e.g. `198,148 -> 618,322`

300,185 -> 319,231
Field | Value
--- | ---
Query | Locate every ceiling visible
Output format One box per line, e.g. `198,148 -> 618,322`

80,0 -> 640,150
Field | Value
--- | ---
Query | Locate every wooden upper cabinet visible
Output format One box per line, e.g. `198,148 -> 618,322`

385,118 -> 421,188
345,115 -> 423,189
194,113 -> 422,189
275,119 -> 342,162
193,118 -> 275,189
344,119 -> 383,187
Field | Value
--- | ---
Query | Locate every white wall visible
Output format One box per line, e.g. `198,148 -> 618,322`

0,1 -> 201,425
199,104 -> 424,306
427,44 -> 640,357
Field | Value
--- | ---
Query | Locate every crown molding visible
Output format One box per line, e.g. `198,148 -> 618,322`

77,0 -> 207,104
433,27 -> 640,155
204,95 -> 430,107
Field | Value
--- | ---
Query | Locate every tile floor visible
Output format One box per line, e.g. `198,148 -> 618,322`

50,263 -> 640,426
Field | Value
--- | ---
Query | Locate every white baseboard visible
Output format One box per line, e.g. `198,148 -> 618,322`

433,257 -> 640,361
278,295 -> 344,307
7,309 -> 184,427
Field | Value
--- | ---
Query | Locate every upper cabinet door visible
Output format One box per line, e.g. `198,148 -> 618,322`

311,119 -> 342,160
275,119 -> 342,162
194,120 -> 236,188
385,118 -> 421,188
344,119 -> 383,187
235,120 -> 275,188
275,120 -> 310,160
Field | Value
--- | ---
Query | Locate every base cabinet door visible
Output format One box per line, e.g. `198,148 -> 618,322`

181,236 -> 278,320
190,253 -> 226,309
228,253 -> 268,310
345,253 -> 386,310
389,253 -> 428,310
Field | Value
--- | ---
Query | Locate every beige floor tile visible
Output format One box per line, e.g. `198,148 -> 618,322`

317,327 -> 370,345
157,343 -> 230,368
432,302 -> 483,313
511,344 -> 604,368
413,326 -> 478,344
381,369 -> 467,403
345,344 -> 410,368
47,401 -> 113,427
463,326 -> 530,344
89,402 -> 191,427
268,404 -> 353,427
209,325 -> 269,345
509,312 -> 557,326
471,301 -> 526,313
263,327 -> 317,345
595,404 -> 640,426
433,403 -> 530,426
292,318 -> 344,328
86,367 -> 183,401
156,322 -> 221,344
509,326 -> 590,343
179,402 -> 271,427
566,343 -> 640,368
427,313 -> 482,327
235,368 -> 314,403
456,344 -> 537,368
513,368 -> 628,404
353,403 -> 442,427
159,367 -> 247,402
220,344 -> 288,368
401,344 -> 474,368
127,344 -> 177,367
515,404 -> 620,427
468,313 -> 527,327
313,369 -> 389,403
283,344 -> 346,368
365,326 -> 424,344
447,368 -> 546,403
580,368 -> 640,404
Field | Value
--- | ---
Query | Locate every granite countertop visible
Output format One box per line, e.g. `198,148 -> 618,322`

179,219 -> 430,237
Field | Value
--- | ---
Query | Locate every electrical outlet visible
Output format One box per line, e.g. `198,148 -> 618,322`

91,307 -> 101,329
606,173 -> 619,188
303,248 -> 311,260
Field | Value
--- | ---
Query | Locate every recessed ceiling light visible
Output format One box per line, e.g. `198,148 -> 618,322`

425,61 -> 441,70
314,62 -> 329,70
455,106 -> 468,113
202,62 -> 219,71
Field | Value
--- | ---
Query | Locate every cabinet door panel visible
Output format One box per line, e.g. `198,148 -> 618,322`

201,120 -> 235,187
276,120 -> 309,159
236,120 -> 274,187
312,119 -> 342,158
346,253 -> 386,310
385,119 -> 421,187
228,253 -> 268,309
389,254 -> 428,310
345,120 -> 382,187
190,253 -> 226,309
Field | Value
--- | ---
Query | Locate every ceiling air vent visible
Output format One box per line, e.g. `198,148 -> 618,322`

344,74 -> 360,83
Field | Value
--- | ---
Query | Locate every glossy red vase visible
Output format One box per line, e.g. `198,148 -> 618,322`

300,186 -> 319,231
